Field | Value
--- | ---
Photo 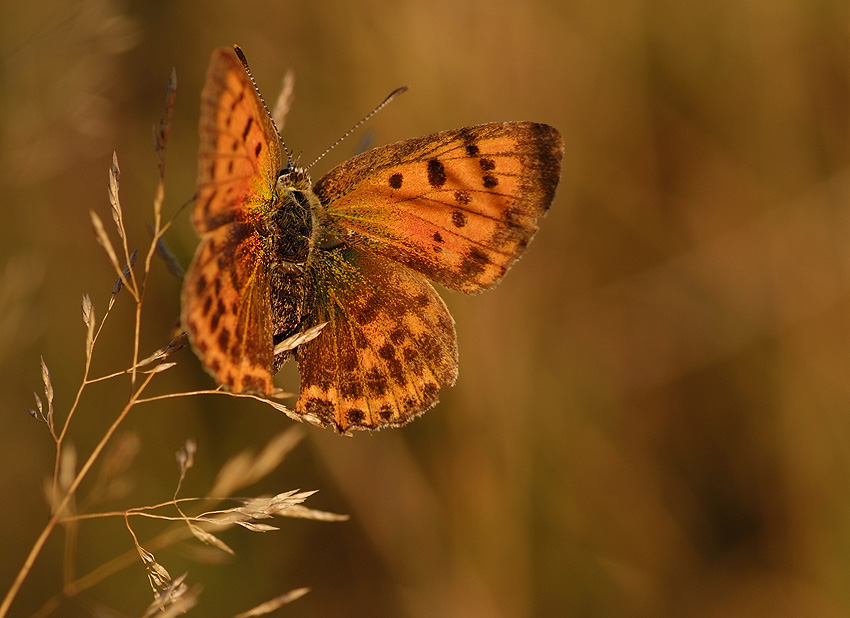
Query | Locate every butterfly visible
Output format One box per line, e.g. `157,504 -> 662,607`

182,45 -> 563,433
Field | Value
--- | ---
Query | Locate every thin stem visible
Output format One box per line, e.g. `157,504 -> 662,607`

63,496 -> 243,522
0,370 -> 158,618
128,182 -> 170,391
86,369 -> 134,384
57,295 -> 115,445
51,295 -> 115,526
134,388 -> 227,403
135,388 -> 296,406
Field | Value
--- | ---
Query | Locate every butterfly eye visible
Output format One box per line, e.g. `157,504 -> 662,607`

279,164 -> 307,182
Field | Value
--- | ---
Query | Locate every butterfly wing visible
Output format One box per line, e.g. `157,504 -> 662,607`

295,246 -> 457,432
182,223 -> 275,393
314,122 -> 563,293
183,46 -> 282,394
195,46 -> 281,232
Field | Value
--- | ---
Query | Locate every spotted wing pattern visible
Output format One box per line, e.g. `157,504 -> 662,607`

183,223 -> 275,393
195,47 -> 281,232
295,246 -> 457,432
314,122 -> 563,293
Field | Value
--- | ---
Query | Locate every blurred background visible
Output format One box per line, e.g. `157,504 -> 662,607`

1,0 -> 849,616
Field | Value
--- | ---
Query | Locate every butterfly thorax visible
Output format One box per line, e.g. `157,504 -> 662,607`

266,166 -> 319,266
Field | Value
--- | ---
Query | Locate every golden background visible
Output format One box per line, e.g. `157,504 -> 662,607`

1,0 -> 849,616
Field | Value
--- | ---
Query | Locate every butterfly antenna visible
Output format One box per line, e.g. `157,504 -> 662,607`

233,45 -> 293,168
282,140 -> 294,169
306,86 -> 408,171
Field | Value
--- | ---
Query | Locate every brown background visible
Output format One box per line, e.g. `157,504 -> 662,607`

1,0 -> 849,616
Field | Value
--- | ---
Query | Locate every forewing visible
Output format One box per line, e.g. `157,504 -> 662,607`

295,246 -> 457,433
195,46 -> 281,233
314,122 -> 563,293
182,222 -> 275,394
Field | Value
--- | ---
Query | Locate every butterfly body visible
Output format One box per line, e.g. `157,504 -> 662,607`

182,46 -> 563,433
265,168 -> 322,370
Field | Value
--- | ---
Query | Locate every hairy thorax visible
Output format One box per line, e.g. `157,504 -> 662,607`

266,167 -> 317,266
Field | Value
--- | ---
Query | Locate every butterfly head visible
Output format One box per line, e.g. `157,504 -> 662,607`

275,163 -> 313,194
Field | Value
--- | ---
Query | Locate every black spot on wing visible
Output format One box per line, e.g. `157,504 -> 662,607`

427,159 -> 446,188
454,190 -> 471,205
230,89 -> 245,111
241,374 -> 267,393
346,408 -> 366,424
195,337 -> 209,354
378,343 -> 405,382
451,210 -> 468,228
217,328 -> 230,352
210,298 -> 226,332
302,397 -> 335,424
460,247 -> 490,279
195,274 -> 208,295
242,116 -> 254,141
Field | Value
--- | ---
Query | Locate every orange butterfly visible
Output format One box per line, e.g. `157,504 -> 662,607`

182,46 -> 563,433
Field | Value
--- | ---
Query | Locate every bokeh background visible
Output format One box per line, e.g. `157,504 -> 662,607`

2,0 -> 850,616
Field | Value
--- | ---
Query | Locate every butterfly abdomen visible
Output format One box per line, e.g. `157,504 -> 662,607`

270,268 -> 314,370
